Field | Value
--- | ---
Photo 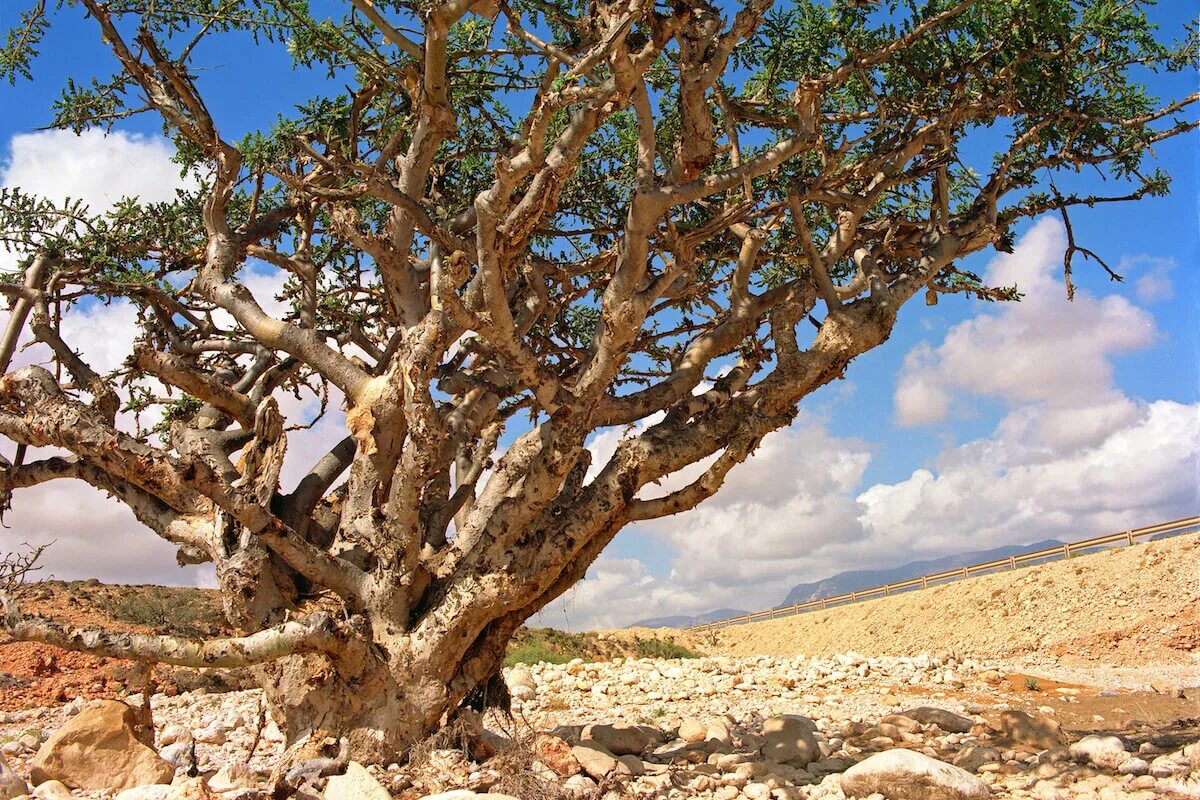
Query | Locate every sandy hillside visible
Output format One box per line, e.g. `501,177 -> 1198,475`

707,532 -> 1200,670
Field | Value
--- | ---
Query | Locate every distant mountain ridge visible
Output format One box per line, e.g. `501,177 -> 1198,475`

778,538 -> 1064,608
631,607 -> 749,629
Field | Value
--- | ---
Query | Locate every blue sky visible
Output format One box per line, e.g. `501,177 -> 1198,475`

0,0 -> 1196,629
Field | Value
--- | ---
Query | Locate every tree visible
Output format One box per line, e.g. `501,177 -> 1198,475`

0,0 -> 1194,762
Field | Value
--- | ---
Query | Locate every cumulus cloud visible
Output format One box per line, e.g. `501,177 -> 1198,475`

859,400 -> 1198,555
1,129 -> 187,212
894,218 -> 1157,445
2,479 -> 213,587
1125,256 -> 1176,304
873,220 -> 1195,542
538,416 -> 878,629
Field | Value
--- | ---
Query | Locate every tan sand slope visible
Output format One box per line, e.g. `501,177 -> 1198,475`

707,532 -> 1199,669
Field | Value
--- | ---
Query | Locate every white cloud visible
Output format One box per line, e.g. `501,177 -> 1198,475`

0,478 -> 213,587
893,217 -> 1158,451
892,350 -> 952,427
540,556 -> 677,632
1125,256 -> 1176,304
859,399 -> 1199,554
540,417 -> 878,630
1,129 -> 187,213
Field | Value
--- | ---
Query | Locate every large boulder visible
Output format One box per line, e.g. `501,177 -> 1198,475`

841,749 -> 991,800
760,715 -> 820,767
534,734 -> 580,777
31,780 -> 74,800
901,707 -> 975,733
29,700 -> 175,791
323,762 -> 391,800
1069,735 -> 1130,770
0,752 -> 29,799
581,723 -> 651,756
1000,709 -> 1064,750
953,745 -> 1002,773
678,718 -> 707,743
571,742 -> 618,780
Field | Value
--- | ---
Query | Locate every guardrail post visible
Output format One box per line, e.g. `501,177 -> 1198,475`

821,598 -> 827,610
851,591 -> 857,602
961,566 -> 968,578
921,576 -> 928,589
884,584 -> 890,595
1125,530 -> 1134,546
1009,556 -> 1016,570
1063,544 -> 1071,558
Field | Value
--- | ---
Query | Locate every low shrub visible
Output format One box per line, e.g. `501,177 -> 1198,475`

633,635 -> 701,660
504,628 -> 595,667
98,587 -> 223,638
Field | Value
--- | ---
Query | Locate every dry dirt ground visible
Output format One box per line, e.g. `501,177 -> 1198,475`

0,583 -> 236,712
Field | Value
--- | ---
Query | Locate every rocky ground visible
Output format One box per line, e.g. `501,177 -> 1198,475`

0,534 -> 1195,800
0,650 -> 1195,800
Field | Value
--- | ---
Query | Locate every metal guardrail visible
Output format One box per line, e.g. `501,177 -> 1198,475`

688,515 -> 1200,633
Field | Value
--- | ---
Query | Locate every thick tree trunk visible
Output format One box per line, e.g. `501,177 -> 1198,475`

251,635 -> 511,762
214,542 -> 506,763
254,652 -> 426,763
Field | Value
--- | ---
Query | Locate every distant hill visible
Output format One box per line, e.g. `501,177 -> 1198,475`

631,607 -> 749,629
778,539 -> 1065,608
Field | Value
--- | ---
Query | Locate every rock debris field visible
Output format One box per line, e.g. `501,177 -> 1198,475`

0,534 -> 1196,800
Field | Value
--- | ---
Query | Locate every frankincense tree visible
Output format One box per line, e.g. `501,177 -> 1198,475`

0,0 -> 1194,761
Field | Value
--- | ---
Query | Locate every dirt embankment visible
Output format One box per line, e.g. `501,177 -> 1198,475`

708,532 -> 1200,671
0,581 -> 236,710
